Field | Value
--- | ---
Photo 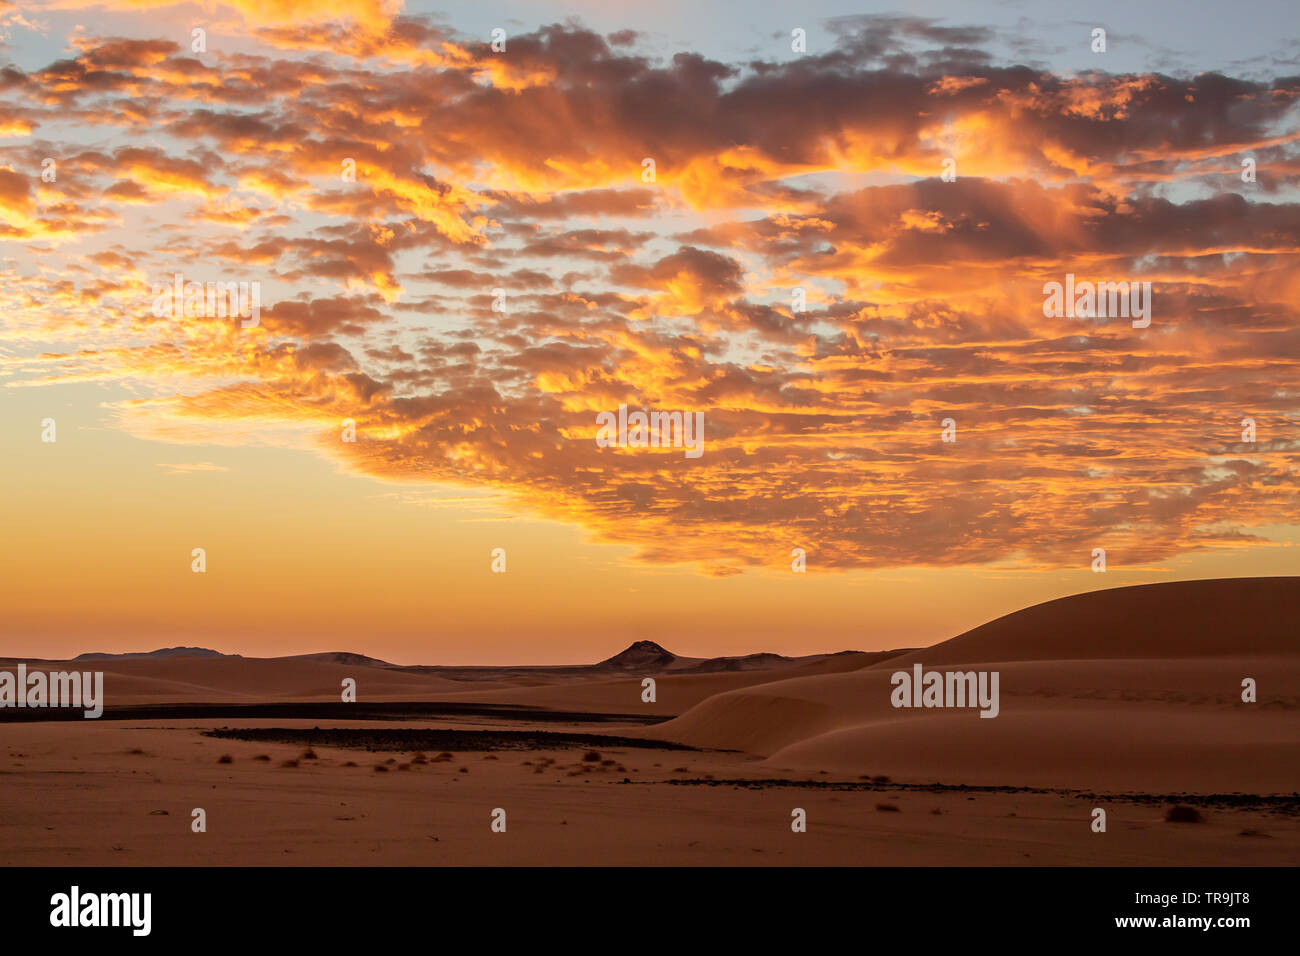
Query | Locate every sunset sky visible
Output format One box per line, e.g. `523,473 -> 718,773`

2,0 -> 1297,664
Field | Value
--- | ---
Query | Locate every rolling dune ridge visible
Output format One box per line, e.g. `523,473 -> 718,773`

656,579 -> 1300,792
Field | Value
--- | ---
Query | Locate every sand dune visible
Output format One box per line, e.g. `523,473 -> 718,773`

1,656 -> 473,704
656,578 -> 1300,793
879,577 -> 1299,665
764,697 -> 1300,792
439,650 -> 887,716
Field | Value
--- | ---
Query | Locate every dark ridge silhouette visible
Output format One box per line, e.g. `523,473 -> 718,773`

25,641 -> 892,675
0,701 -> 668,725
71,646 -> 235,661
597,640 -> 680,670
276,651 -> 393,667
202,727 -> 699,752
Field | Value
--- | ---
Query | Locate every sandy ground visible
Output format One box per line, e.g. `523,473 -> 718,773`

2,718 -> 1296,866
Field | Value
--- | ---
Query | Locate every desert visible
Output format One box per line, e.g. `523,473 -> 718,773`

2,578 -> 1295,866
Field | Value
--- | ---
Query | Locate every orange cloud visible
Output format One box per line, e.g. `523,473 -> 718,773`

3,16 -> 1298,578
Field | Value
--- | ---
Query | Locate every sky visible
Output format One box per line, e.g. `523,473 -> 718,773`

1,0 -> 1297,664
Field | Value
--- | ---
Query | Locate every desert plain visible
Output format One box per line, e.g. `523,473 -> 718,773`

2,577 -> 1297,866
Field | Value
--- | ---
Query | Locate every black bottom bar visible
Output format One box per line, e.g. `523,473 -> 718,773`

0,866 -> 1282,943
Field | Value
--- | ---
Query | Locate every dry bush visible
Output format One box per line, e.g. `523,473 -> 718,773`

1164,805 -> 1204,823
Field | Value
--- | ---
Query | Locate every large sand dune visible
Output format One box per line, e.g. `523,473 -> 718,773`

656,578 -> 1300,792
883,577 -> 1299,664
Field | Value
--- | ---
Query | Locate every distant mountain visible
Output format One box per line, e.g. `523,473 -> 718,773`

279,651 -> 393,667
43,641 -> 892,677
597,640 -> 679,670
590,641 -> 894,675
72,646 -> 235,661
678,651 -> 788,673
